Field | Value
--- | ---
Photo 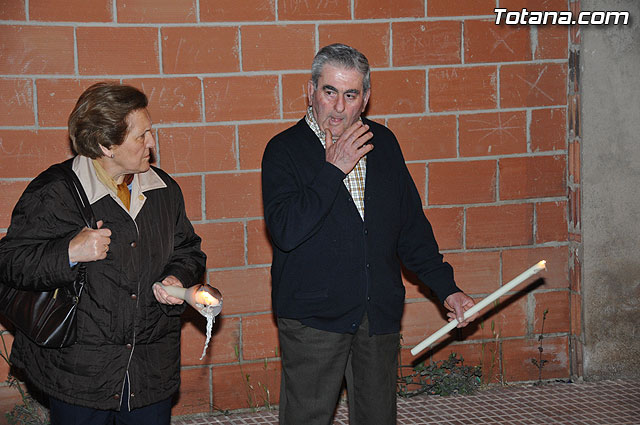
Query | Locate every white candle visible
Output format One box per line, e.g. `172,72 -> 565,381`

158,284 -> 187,300
410,260 -> 546,356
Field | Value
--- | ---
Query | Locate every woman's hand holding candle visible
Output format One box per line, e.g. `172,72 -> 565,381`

153,275 -> 185,305
154,281 -> 223,317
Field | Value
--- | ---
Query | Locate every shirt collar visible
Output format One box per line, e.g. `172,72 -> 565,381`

72,155 -> 167,206
305,106 -> 363,148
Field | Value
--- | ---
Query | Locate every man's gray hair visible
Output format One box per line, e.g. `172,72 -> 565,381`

311,43 -> 370,93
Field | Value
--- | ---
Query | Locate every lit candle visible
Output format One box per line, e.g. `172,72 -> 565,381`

195,290 -> 221,307
410,260 -> 546,356
155,283 -> 222,317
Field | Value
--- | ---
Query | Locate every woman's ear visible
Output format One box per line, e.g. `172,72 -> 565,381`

99,144 -> 114,158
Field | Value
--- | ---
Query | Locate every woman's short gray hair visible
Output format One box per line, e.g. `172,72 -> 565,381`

311,44 -> 370,93
68,82 -> 148,159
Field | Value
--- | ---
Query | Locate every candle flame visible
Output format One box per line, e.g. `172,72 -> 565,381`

539,260 -> 547,269
195,291 -> 220,306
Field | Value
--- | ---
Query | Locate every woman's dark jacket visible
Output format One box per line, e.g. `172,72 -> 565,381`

262,118 -> 460,335
0,156 -> 206,410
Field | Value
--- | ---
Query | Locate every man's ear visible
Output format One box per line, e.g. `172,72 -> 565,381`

307,79 -> 315,106
362,89 -> 371,112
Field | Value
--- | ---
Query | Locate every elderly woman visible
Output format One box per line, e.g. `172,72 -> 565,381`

0,82 -> 206,425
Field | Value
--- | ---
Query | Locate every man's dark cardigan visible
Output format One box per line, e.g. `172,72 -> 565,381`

261,118 -> 461,335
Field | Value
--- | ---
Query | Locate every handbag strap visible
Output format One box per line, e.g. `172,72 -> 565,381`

53,162 -> 97,230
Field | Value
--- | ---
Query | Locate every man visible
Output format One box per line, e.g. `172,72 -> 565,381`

261,44 -> 477,425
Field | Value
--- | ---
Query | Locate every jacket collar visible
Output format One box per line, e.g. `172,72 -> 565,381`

72,155 -> 167,220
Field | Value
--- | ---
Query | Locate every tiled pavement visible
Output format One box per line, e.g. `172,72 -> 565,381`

172,379 -> 640,424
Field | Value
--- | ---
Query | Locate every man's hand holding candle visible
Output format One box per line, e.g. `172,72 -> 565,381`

444,292 -> 477,328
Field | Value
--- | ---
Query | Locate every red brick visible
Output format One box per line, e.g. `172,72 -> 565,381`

388,116 -> 457,161
77,27 -> 159,75
247,219 -> 272,266
172,175 -> 202,221
117,0 -> 196,23
393,21 -> 461,66
242,314 -> 279,361
461,294 -> 528,340
36,79 -> 110,127
570,1 -> 580,45
428,0 -> 496,16
30,0 -> 112,22
502,245 -> 569,290
354,0 -> 423,18
571,292 -> 581,336
531,107 -> 566,152
0,332 -> 13,382
465,19 -> 531,63
0,130 -> 71,178
568,93 -> 579,138
173,367 -> 211,415
444,251 -> 501,295
568,186 -> 580,231
424,207 -> 463,250
181,314 -> 240,366
210,267 -> 271,315
500,63 -> 568,108
534,290 -> 570,334
158,126 -> 236,174
407,163 -> 426,204
428,160 -> 496,205
239,122 -> 292,170
569,248 -> 580,292
194,222 -> 245,268
459,111 -> 527,157
502,336 -> 569,382
568,140 -> 579,184
0,1 -> 26,20
429,342 -> 485,367
211,361 -> 281,410
0,26 -> 74,74
279,0 -> 350,20
281,73 -> 309,120
536,201 -> 567,243
401,301 -> 445,346
466,204 -> 533,248
205,172 -> 262,219
500,0 -> 569,12
241,25 -> 315,71
318,23 -> 390,67
0,79 -> 33,126
367,70 -> 425,116
535,25 -> 569,60
162,27 -> 238,74
200,0 -> 275,22
122,78 -> 202,124
499,155 -> 566,200
0,181 -> 29,229
204,76 -> 279,122
429,66 -> 497,112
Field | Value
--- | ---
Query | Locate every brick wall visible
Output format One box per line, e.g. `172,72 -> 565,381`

0,0 -> 575,416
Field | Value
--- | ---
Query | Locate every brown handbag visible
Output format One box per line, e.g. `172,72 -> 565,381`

0,163 -> 96,348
